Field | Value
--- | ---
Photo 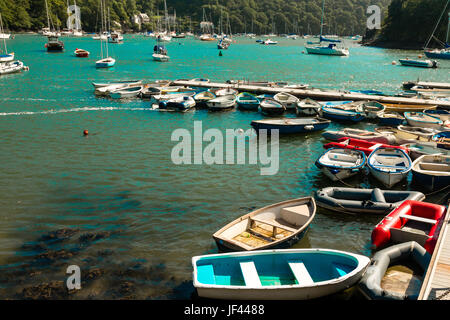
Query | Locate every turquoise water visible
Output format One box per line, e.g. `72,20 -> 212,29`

0,35 -> 448,299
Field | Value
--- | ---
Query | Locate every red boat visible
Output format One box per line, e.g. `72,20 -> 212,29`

74,48 -> 90,57
324,137 -> 409,156
371,200 -> 446,254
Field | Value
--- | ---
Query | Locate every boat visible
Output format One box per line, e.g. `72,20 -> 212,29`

411,154 -> 450,191
92,80 -> 143,89
236,92 -> 260,111
371,200 -> 446,254
399,59 -> 438,68
192,248 -> 370,300
423,109 -> 450,122
401,142 -> 450,160
159,96 -> 196,112
315,187 -> 425,215
46,35 -> 64,52
322,128 -> 396,144
354,101 -> 386,119
95,0 -> 115,68
95,57 -> 115,68
250,118 -> 331,135
43,0 -> 64,52
382,103 -> 437,113
152,44 -> 170,62
213,197 -> 316,252
213,87 -> 239,97
323,138 -> 408,156
74,48 -> 89,57
315,148 -> 366,181
193,90 -> 216,108
367,147 -> 412,188
273,93 -> 299,111
404,112 -> 444,129
432,131 -> 450,150
153,91 -> 196,102
296,98 -> 322,116
395,125 -> 439,142
261,39 -> 278,45
305,43 -> 349,56
424,48 -> 450,60
377,111 -> 405,126
321,105 -> 365,122
206,94 -> 236,111
260,99 -> 286,116
358,241 -> 431,300
109,85 -> 143,99
108,31 -> 123,43
0,60 -> 24,75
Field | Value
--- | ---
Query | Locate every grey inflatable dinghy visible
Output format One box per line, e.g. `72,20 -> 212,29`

358,241 -> 431,300
315,187 -> 425,214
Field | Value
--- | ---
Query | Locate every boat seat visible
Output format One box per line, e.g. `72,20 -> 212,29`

371,188 -> 386,203
239,261 -> 262,287
419,162 -> 450,172
399,214 -> 437,224
197,264 -> 216,285
288,261 -> 314,286
390,227 -> 429,246
250,216 -> 297,233
280,205 -> 311,226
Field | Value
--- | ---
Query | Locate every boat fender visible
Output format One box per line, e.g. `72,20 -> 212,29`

330,168 -> 340,175
305,125 -> 314,130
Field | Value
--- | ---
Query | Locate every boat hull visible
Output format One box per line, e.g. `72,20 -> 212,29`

251,118 -> 330,134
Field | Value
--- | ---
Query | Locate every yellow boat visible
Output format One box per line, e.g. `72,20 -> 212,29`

383,103 -> 437,112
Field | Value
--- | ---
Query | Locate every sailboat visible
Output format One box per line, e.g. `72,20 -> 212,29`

152,35 -> 170,62
95,0 -> 115,68
305,0 -> 348,56
0,13 -> 13,61
424,2 -> 450,60
43,0 -> 64,51
199,8 -> 215,41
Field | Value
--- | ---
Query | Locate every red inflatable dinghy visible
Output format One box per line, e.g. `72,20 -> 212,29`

371,200 -> 446,254
324,138 -> 409,156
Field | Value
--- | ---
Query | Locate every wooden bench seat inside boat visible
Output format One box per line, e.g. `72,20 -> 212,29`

288,261 -> 314,285
418,162 -> 450,172
390,223 -> 430,247
328,152 -> 360,163
240,261 -> 262,287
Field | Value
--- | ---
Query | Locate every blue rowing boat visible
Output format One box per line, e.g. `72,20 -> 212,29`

321,105 -> 365,122
251,117 -> 330,134
192,248 -> 370,300
236,92 -> 260,111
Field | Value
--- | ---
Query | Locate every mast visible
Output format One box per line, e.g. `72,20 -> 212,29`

320,0 -> 325,38
446,12 -> 450,44
99,0 -> 103,58
45,0 -> 51,30
0,13 -> 7,54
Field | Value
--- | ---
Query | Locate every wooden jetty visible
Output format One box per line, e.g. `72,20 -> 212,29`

419,204 -> 450,300
172,80 -> 450,108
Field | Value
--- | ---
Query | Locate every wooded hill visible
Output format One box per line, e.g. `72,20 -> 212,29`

363,0 -> 450,49
0,0 -> 390,35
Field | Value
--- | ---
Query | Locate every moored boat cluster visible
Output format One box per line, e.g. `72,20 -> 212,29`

92,77 -> 450,300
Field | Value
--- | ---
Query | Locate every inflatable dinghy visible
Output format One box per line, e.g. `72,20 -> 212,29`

315,187 -> 425,215
358,241 -> 431,300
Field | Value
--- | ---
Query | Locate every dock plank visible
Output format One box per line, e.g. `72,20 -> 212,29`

419,205 -> 450,300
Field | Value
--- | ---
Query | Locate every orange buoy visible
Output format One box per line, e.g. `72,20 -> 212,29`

418,55 -> 422,58
83,130 -> 89,136
392,61 -> 397,65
